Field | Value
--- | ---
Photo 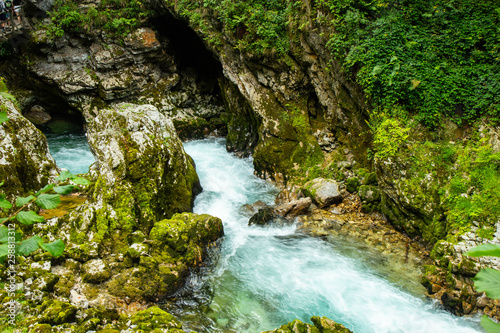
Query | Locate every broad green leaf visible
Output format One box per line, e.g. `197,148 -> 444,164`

15,195 -> 35,207
35,194 -> 61,210
16,211 -> 45,225
481,315 -> 500,333
54,185 -> 77,195
473,268 -> 500,299
466,244 -> 500,258
16,236 -> 43,256
1,227 -> 23,243
40,239 -> 65,257
0,244 -> 7,263
56,170 -> 75,181
0,111 -> 8,125
35,184 -> 55,196
0,217 -> 8,223
0,225 -> 8,243
72,177 -> 90,186
0,196 -> 12,210
0,226 -> 18,243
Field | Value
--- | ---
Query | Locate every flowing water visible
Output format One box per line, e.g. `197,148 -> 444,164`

45,133 -> 95,174
46,134 -> 482,333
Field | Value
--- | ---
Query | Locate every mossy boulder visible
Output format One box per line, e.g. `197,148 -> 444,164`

0,95 -> 59,198
345,177 -> 360,193
39,300 -> 77,325
31,273 -> 59,292
149,213 -> 223,266
263,316 -> 352,333
61,103 -> 202,255
129,306 -> 183,332
107,213 -> 223,300
81,259 -> 111,283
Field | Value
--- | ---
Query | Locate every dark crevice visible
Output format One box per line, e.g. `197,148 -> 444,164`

150,12 -> 223,96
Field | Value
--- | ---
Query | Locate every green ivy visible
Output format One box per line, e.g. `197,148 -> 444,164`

41,0 -> 150,40
0,169 -> 90,261
317,0 -> 500,126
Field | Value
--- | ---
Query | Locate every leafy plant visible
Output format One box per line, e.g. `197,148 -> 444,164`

317,0 -> 500,126
0,112 -> 89,262
41,0 -> 150,41
466,244 -> 500,332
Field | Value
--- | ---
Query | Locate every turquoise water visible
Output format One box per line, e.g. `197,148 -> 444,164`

45,133 -> 95,174
45,134 -> 483,332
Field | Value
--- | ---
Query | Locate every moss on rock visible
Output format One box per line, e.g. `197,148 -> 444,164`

107,213 -> 223,300
263,316 -> 352,333
129,306 -> 183,332
39,300 -> 77,325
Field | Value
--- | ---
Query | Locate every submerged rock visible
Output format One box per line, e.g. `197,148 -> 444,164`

239,200 -> 270,217
248,207 -> 289,226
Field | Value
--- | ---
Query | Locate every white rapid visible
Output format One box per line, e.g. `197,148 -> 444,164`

180,138 -> 482,333
45,133 -> 95,174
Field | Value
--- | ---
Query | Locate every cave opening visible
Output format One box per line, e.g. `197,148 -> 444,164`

150,11 -> 223,97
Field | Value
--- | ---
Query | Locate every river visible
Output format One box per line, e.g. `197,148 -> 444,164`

47,135 -> 482,333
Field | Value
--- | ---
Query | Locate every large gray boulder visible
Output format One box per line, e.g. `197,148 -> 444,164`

303,178 -> 342,208
70,103 -> 202,249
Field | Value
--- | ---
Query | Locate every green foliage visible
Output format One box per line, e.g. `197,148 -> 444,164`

465,246 -> 500,332
42,0 -> 149,40
0,116 -> 87,262
369,110 -> 411,159
169,0 -> 291,55
0,41 -> 12,59
480,315 -> 500,333
317,0 -> 500,126
445,139 -> 500,233
467,244 -> 500,258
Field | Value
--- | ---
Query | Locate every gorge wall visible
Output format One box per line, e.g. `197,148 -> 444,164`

1,0 -> 500,330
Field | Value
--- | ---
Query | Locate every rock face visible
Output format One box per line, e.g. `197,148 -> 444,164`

6,22 -> 226,140
0,95 -> 59,197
